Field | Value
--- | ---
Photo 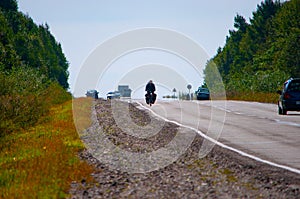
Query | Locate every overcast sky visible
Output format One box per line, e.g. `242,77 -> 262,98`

17,0 -> 267,98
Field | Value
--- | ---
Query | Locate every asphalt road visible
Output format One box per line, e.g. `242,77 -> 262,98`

138,99 -> 300,172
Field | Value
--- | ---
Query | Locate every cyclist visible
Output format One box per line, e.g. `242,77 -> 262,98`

145,80 -> 157,105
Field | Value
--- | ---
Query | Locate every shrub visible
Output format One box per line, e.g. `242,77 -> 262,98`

0,67 -> 71,136
42,82 -> 72,106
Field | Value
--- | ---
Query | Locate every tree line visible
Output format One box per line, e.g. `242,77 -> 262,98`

0,0 -> 69,88
0,0 -> 71,135
204,0 -> 299,98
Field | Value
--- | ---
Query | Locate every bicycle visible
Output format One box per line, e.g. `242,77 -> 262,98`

145,92 -> 156,107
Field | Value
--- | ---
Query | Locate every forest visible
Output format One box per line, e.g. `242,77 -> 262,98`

204,0 -> 300,101
0,0 -> 71,135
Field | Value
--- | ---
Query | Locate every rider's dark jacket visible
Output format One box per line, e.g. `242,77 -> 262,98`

145,82 -> 156,93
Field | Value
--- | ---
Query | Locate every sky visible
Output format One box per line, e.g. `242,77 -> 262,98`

17,0 -> 267,98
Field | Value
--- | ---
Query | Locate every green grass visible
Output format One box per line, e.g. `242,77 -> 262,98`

0,99 -> 94,198
226,91 -> 278,103
0,89 -> 278,198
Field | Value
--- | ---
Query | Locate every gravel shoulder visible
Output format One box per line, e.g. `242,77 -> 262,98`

69,99 -> 300,198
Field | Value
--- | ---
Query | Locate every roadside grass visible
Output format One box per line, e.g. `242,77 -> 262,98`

226,92 -> 278,104
0,98 -> 94,198
0,91 -> 280,198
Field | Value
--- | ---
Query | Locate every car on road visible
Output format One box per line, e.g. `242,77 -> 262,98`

86,89 -> 99,99
106,91 -> 121,100
195,87 -> 210,100
277,78 -> 300,115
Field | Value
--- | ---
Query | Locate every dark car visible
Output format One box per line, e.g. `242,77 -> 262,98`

196,87 -> 210,100
277,78 -> 300,115
86,90 -> 99,99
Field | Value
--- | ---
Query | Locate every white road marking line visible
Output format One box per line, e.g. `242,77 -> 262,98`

135,101 -> 300,175
193,101 -> 300,128
275,119 -> 300,128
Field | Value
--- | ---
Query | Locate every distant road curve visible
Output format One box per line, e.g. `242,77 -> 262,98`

135,99 -> 300,174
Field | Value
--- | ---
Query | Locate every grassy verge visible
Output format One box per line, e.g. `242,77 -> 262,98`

226,91 -> 279,104
0,99 -> 94,198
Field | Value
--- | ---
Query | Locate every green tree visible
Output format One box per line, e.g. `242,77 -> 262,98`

0,7 -> 69,88
204,0 -> 299,96
0,0 -> 71,134
0,0 -> 18,12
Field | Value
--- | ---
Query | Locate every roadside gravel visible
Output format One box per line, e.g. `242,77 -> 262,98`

69,99 -> 300,198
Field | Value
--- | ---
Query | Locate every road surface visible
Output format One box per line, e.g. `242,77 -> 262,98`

137,100 -> 300,171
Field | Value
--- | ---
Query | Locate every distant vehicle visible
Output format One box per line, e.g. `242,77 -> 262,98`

196,87 -> 210,100
106,91 -> 121,100
277,78 -> 300,115
86,90 -> 99,99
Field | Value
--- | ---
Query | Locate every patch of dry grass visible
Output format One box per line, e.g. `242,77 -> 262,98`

0,99 -> 94,198
226,91 -> 278,103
